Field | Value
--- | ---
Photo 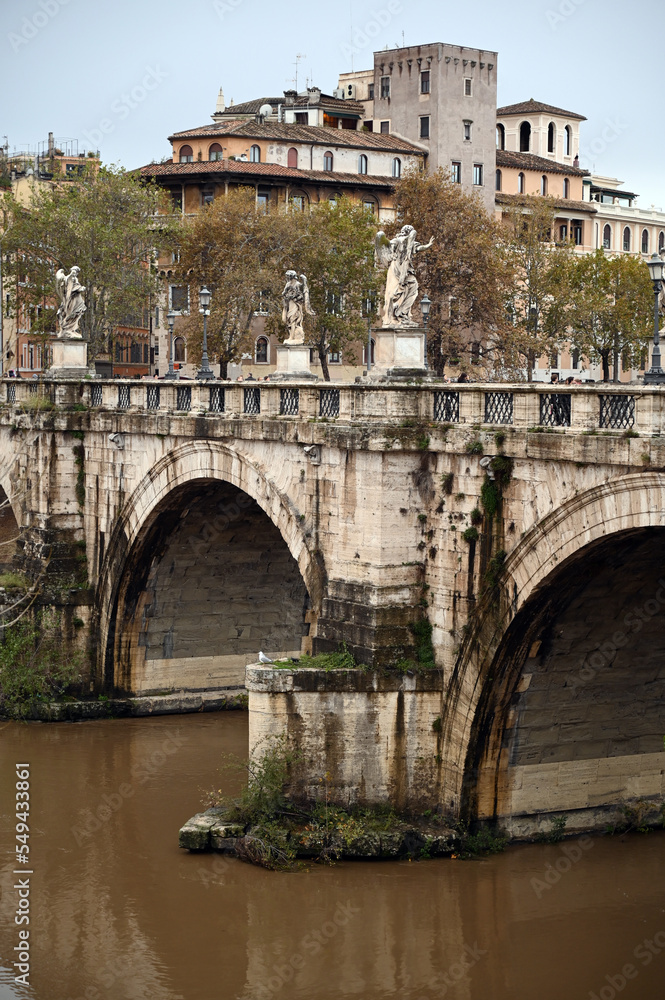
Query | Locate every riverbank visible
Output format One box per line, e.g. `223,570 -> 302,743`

0,687 -> 247,721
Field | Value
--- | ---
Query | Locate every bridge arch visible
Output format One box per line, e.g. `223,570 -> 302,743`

441,472 -> 665,833
98,440 -> 324,695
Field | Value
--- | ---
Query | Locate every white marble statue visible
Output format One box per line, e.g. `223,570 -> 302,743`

375,226 -> 434,328
281,270 -> 315,345
55,266 -> 87,339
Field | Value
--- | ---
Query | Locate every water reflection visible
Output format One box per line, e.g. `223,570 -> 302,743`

1,714 -> 663,1000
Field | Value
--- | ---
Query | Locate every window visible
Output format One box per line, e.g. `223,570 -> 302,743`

495,169 -> 502,192
291,195 -> 306,211
130,342 -> 141,364
169,285 -> 189,313
255,336 -> 269,363
464,78 -> 472,96
328,351 -> 341,364
380,76 -> 390,99
179,144 -> 193,163
451,162 -> 461,184
473,163 -> 483,186
171,190 -> 183,213
250,145 -> 261,163
519,121 -> 531,152
174,337 -> 186,363
548,122 -> 555,153
565,125 -> 572,156
559,224 -> 568,242
329,193 -> 341,207
209,142 -> 223,161
603,224 -> 612,249
358,154 -> 368,175
642,229 -> 649,254
363,199 -> 376,214
623,226 -> 631,251
463,120 -> 472,141
380,120 -> 390,134
364,120 -> 373,132
421,71 -> 430,94
419,116 -> 430,139
518,172 -> 525,194
496,124 -> 505,150
660,231 -> 665,253
571,348 -> 579,370
540,175 -> 548,196
563,177 -> 570,199
201,186 -> 214,206
256,186 -> 270,210
287,147 -> 298,168
326,290 -> 342,316
368,83 -> 374,100
323,151 -> 333,171
392,158 -> 401,178
573,221 -> 583,246
254,289 -> 270,315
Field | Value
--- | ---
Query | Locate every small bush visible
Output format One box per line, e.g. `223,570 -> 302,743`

465,439 -> 483,455
536,815 -> 568,843
441,472 -> 454,494
455,822 -> 507,859
470,507 -> 483,526
21,396 -> 54,412
462,527 -> 479,543
0,572 -> 29,591
0,611 -> 82,718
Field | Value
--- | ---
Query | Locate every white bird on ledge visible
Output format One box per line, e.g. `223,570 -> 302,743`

258,651 -> 274,664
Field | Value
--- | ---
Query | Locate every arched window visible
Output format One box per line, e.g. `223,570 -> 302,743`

660,231 -> 665,253
363,338 -> 376,365
496,123 -> 505,150
362,198 -> 377,215
642,229 -> 650,254
519,121 -> 531,152
174,337 -> 186,363
287,147 -> 298,169
603,224 -> 612,249
323,151 -> 333,172
518,172 -> 525,194
392,157 -> 401,178
329,193 -> 341,207
209,142 -> 223,161
623,226 -> 631,251
495,168 -> 502,192
255,336 -> 269,363
541,175 -> 548,196
565,125 -> 572,156
358,154 -> 368,175
179,144 -> 193,163
563,177 -> 570,199
290,192 -> 307,211
250,145 -> 261,163
547,122 -> 555,153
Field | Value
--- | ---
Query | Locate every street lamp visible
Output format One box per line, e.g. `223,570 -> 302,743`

164,309 -> 177,380
365,293 -> 373,372
644,253 -> 665,384
420,293 -> 431,370
196,285 -> 214,381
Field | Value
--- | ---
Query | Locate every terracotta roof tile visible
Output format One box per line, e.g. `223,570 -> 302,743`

139,158 -> 397,189
496,192 -> 596,213
168,120 -> 422,153
496,149 -> 588,176
497,98 -> 586,121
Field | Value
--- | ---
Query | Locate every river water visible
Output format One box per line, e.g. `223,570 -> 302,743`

1,712 -> 664,1000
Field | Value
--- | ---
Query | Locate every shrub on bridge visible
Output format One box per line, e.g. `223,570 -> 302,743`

0,611 -> 82,718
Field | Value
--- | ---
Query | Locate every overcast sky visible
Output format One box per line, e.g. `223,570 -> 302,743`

2,0 -> 663,208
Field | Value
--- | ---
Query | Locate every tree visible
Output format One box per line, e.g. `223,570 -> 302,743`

295,198 -> 379,381
503,196 -> 575,380
393,169 -> 514,377
1,165 -> 172,359
171,188 -> 298,377
565,249 -> 652,381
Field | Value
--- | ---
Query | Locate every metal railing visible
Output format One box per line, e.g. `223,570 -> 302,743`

433,390 -> 460,423
319,388 -> 340,418
599,394 -> 635,429
485,391 -> 513,425
280,387 -> 299,415
176,386 -> 191,412
540,393 -> 571,427
244,387 -> 260,415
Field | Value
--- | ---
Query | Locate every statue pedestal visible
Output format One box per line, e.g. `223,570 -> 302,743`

270,344 -> 318,381
363,327 -> 433,381
49,339 -> 89,379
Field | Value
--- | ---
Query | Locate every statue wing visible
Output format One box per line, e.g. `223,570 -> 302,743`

300,274 -> 315,317
55,268 -> 67,305
374,231 -> 392,269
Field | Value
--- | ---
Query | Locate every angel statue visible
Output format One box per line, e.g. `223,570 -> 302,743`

375,226 -> 434,328
55,266 -> 87,339
281,270 -> 315,345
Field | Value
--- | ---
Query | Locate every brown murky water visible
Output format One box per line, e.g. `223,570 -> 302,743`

1,712 -> 664,1000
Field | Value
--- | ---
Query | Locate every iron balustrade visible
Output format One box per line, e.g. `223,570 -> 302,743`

176,386 -> 191,412
7,383 -> 15,403
599,394 -> 635,430
118,385 -> 131,409
319,388 -> 340,418
28,382 -> 38,396
539,393 -> 571,427
209,386 -> 225,413
433,390 -> 460,423
244,387 -> 261,415
485,391 -> 514,424
146,385 -> 160,410
280,387 -> 299,415
91,384 -> 103,407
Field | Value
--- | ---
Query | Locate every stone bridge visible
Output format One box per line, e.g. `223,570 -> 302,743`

2,376 -> 665,834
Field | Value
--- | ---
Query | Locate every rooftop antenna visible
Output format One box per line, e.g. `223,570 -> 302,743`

294,53 -> 306,92
350,0 -> 354,72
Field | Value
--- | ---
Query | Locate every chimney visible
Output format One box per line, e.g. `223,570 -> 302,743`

284,89 -> 297,106
307,86 -> 321,105
215,87 -> 225,114
48,131 -> 54,156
